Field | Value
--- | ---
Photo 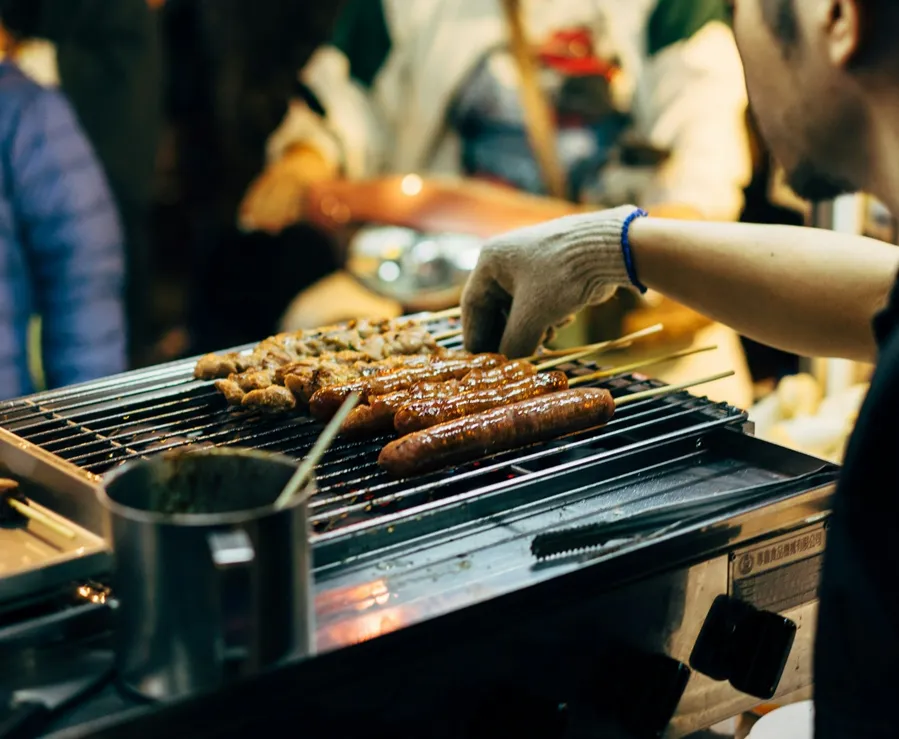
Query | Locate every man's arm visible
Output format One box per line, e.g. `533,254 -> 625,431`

630,218 -> 898,362
461,208 -> 899,360
11,88 -> 127,387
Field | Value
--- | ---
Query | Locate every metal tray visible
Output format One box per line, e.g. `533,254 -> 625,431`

0,444 -> 110,609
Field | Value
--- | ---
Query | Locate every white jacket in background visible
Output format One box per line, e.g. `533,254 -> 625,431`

268,0 -> 752,220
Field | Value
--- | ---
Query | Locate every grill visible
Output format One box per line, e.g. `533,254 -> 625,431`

0,321 -> 745,542
0,318 -> 841,739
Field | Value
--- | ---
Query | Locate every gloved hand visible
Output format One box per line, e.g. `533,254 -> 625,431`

461,205 -> 645,357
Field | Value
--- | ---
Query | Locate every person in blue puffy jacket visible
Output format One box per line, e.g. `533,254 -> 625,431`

0,58 -> 126,399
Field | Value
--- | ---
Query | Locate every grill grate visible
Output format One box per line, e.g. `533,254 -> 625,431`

0,330 -> 746,534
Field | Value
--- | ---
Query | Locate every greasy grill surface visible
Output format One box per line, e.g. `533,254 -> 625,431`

0,330 -> 746,535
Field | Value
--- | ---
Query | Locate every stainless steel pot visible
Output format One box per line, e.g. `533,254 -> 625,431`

346,225 -> 482,307
98,448 -> 314,702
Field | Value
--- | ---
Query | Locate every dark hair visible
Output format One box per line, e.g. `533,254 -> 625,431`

0,0 -> 41,38
761,0 -> 899,67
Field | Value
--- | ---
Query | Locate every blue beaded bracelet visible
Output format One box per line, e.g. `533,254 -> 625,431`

621,208 -> 649,294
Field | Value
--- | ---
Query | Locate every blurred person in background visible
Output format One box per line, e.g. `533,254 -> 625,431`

0,0 -> 162,368
0,14 -> 127,400
160,0 -> 346,355
238,0 -> 755,407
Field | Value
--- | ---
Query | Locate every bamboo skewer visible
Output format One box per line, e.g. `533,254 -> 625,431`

432,327 -> 464,341
4,493 -> 76,539
274,393 -> 361,510
524,324 -> 664,363
614,371 -> 735,407
567,345 -> 718,388
423,306 -> 462,322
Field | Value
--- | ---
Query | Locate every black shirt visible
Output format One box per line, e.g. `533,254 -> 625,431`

814,276 -> 899,738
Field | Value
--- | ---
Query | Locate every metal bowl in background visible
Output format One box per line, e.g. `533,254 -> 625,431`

346,225 -> 483,309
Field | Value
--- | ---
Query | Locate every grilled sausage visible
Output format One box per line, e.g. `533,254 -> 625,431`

284,353 -> 461,405
339,403 -> 396,436
378,388 -> 615,477
309,354 -> 505,420
366,360 -> 537,419
394,371 -> 569,435
459,359 -> 536,387
368,381 -> 462,415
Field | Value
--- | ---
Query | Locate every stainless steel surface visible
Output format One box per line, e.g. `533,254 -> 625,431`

346,225 -> 482,305
0,453 -> 109,607
0,497 -> 108,607
0,427 -> 101,533
99,448 -> 314,701
0,315 -> 840,737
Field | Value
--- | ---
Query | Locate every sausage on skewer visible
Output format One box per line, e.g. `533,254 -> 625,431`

378,389 -> 616,477
310,354 -> 505,420
342,379 -> 468,436
378,371 -> 734,477
394,371 -> 569,435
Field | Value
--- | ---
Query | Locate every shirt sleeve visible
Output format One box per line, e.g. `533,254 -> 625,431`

9,87 -> 127,388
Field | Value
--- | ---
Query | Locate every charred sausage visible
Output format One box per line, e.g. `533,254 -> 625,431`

368,381 -> 462,415
309,354 -> 505,419
459,359 -> 536,387
394,371 -> 569,435
339,403 -> 396,436
378,388 -> 615,477
365,359 -> 537,420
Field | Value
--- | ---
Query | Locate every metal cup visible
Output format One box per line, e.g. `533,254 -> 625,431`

98,447 -> 314,701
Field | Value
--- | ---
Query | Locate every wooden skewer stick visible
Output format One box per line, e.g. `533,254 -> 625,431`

432,327 -> 464,341
6,496 -> 76,539
529,324 -> 665,368
274,392 -> 361,510
423,306 -> 462,322
614,371 -> 735,408
567,345 -> 718,387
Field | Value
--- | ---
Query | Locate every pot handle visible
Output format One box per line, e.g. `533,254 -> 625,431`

207,528 -> 255,668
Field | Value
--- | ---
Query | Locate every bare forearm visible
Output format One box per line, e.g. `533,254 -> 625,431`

629,218 -> 899,362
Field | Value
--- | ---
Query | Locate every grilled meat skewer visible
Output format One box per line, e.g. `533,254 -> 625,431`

378,389 -> 616,477
344,360 -> 541,436
394,371 -> 570,435
195,318 -> 439,380
309,354 -> 506,420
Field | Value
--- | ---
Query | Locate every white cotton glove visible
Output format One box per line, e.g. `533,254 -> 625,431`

461,205 -> 645,358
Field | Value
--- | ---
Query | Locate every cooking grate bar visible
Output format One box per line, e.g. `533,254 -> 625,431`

14,389 -> 223,441
309,394 -> 702,486
308,399 -> 731,519
309,412 -> 741,529
28,379 -> 723,478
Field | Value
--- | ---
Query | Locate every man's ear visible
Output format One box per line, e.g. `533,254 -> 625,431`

819,0 -> 862,67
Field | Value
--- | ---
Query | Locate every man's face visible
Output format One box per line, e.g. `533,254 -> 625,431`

731,0 -> 867,201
